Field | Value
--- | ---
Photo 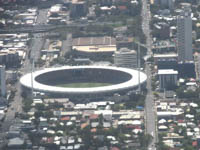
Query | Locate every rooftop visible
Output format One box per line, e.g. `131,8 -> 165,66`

73,45 -> 116,52
158,69 -> 178,75
154,53 -> 177,58
72,37 -> 116,46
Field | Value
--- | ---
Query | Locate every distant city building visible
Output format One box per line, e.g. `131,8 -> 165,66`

0,50 -> 20,68
0,65 -> 6,97
153,22 -> 170,40
47,4 -> 67,24
160,0 -> 174,9
154,53 -> 177,70
70,0 -> 87,17
152,40 -> 176,53
114,48 -> 137,69
154,53 -> 177,63
178,62 -> 195,78
177,4 -> 193,63
154,0 -> 174,9
6,70 -> 17,83
158,69 -> 178,90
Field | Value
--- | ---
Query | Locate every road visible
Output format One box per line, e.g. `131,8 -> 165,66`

141,0 -> 157,149
1,83 -> 21,132
145,64 -> 156,150
142,0 -> 152,57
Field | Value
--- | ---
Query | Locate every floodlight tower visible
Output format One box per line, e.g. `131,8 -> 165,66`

137,42 -> 141,93
31,57 -> 34,100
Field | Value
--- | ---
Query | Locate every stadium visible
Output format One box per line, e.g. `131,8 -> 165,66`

20,66 -> 147,98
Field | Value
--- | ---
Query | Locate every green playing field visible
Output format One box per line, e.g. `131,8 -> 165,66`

57,82 -> 112,88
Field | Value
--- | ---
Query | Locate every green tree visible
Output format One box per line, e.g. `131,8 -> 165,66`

22,98 -> 33,112
139,133 -> 152,149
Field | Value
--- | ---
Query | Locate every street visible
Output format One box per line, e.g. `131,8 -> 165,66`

142,0 -> 152,56
141,0 -> 157,149
145,64 -> 157,150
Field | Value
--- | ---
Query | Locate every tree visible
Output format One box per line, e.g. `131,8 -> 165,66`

139,133 -> 152,149
80,126 -> 93,149
34,111 -> 43,119
43,111 -> 53,118
156,133 -> 170,150
22,98 -> 33,112
176,86 -> 199,99
35,103 -> 45,111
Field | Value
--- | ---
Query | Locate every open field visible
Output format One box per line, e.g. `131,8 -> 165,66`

57,82 -> 112,88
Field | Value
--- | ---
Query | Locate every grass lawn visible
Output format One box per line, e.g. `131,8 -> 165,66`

57,82 -> 112,88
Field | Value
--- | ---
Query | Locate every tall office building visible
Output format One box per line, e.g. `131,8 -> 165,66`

177,4 -> 193,63
0,65 -> 6,97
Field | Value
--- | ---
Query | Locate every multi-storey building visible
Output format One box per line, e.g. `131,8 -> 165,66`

114,48 -> 137,69
177,4 -> 193,63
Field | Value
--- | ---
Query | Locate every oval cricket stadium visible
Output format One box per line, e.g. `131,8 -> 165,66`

20,66 -> 147,98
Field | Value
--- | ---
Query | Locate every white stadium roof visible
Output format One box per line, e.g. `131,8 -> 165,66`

20,66 -> 147,95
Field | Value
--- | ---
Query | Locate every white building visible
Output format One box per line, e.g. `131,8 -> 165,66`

177,4 -> 193,63
114,48 -> 137,69
0,65 -> 6,97
158,69 -> 178,90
